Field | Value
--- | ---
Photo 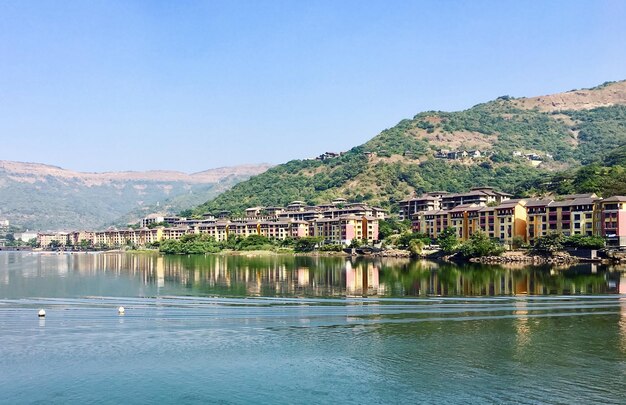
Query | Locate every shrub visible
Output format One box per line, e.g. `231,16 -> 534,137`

458,232 -> 505,258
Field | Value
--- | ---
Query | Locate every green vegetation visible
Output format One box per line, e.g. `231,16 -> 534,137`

159,234 -> 298,255
294,237 -> 323,253
565,106 -> 626,163
158,234 -> 348,255
564,235 -> 605,249
147,221 -> 171,229
378,219 -> 412,239
457,232 -> 505,258
436,227 -> 459,254
532,233 -> 605,253
396,231 -> 431,250
195,82 -> 626,217
529,144 -> 626,196
431,103 -> 576,161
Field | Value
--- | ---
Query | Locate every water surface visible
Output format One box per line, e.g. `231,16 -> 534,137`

1,252 -> 625,404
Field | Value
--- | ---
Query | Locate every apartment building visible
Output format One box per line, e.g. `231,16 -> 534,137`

140,214 -> 181,228
400,187 -> 511,220
309,215 -> 379,245
441,187 -> 512,210
412,191 -> 626,248
596,196 -> 626,248
398,192 -> 445,220
412,209 -> 449,238
415,199 -> 527,246
37,232 -> 70,247
526,195 -> 598,244
93,228 -> 162,247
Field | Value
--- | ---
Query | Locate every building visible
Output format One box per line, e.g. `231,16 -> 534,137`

37,232 -> 70,247
434,149 -> 482,160
398,192 -> 445,220
404,187 -> 511,221
140,214 -> 182,228
414,199 -> 528,246
526,194 -> 598,244
597,196 -> 626,248
412,191 -> 626,249
310,215 -> 378,245
526,199 -> 553,244
441,187 -> 512,210
14,231 -> 38,243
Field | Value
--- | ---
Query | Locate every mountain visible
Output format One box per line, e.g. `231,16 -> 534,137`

537,144 -> 626,197
0,161 -> 272,230
195,80 -> 626,216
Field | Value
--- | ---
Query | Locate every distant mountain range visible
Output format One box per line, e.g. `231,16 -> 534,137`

196,80 -> 626,216
0,161 -> 272,230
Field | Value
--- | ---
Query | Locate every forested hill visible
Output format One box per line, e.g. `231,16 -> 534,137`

196,80 -> 626,215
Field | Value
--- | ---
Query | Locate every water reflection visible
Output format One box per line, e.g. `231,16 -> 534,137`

0,252 -> 623,299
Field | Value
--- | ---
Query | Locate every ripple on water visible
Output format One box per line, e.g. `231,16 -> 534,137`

1,295 -> 626,404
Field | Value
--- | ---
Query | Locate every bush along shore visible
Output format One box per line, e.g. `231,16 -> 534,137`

399,227 -> 611,264
145,225 -> 615,264
156,234 -> 356,255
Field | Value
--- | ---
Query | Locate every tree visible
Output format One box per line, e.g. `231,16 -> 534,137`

408,239 -> 425,256
294,237 -> 322,252
458,232 -> 505,258
397,231 -> 430,249
533,233 -> 565,253
349,238 -> 362,248
378,219 -> 411,240
179,209 -> 193,218
4,234 -> 16,246
511,236 -> 525,249
563,235 -> 605,249
437,227 -> 459,254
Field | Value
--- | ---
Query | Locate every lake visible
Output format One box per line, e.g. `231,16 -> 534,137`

1,252 -> 625,404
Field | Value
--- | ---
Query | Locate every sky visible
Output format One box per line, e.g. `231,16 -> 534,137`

0,0 -> 625,173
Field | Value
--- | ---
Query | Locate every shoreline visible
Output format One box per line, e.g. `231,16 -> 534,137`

16,248 -> 624,266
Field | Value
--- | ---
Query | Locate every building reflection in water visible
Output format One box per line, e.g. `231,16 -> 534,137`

1,252 -> 622,299
617,272 -> 626,354
514,300 -> 531,352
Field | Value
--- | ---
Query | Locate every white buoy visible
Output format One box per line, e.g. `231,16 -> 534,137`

38,309 -> 46,317
118,306 -> 125,315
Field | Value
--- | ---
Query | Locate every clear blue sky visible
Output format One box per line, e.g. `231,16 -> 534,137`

1,0 -> 624,173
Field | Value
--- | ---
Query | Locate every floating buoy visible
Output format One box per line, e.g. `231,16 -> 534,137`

38,309 -> 46,317
118,306 -> 125,315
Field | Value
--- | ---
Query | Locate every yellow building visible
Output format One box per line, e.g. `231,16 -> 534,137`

413,199 -> 529,246
526,195 -> 598,244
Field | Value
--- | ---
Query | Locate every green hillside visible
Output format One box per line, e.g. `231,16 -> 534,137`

196,80 -> 626,216
532,145 -> 626,196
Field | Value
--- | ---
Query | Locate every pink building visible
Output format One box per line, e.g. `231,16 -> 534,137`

598,196 -> 626,248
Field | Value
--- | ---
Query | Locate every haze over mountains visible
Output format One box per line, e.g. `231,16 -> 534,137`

0,161 -> 271,230
196,80 -> 626,216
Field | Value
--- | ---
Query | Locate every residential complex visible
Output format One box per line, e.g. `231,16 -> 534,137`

399,187 -> 512,220
412,191 -> 626,248
30,189 -> 626,250
37,200 -> 383,248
